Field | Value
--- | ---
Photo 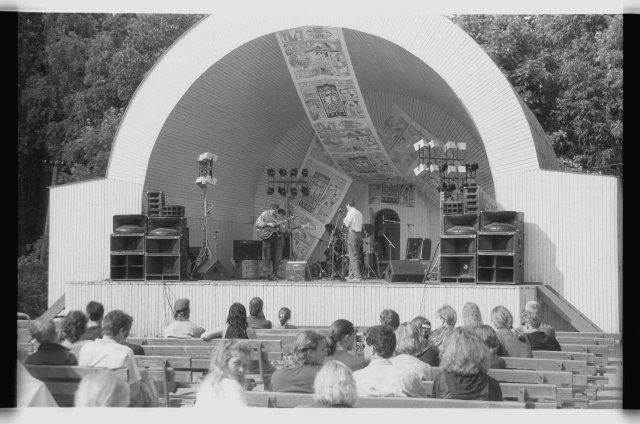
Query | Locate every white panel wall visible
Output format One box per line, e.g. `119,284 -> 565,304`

494,169 -> 622,332
66,281 -> 536,337
48,178 -> 143,305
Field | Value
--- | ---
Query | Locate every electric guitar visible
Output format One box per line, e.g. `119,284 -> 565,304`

257,215 -> 299,239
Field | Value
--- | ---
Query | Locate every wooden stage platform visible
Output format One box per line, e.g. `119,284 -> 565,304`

65,279 -> 546,338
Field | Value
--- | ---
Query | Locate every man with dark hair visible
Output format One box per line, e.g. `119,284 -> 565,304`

342,199 -> 363,283
247,297 -> 272,329
80,301 -> 104,341
164,298 -> 205,338
256,203 -> 286,281
521,311 -> 561,351
380,308 -> 400,330
352,325 -> 426,397
411,316 -> 440,366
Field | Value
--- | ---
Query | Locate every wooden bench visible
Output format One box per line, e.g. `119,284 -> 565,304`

556,332 -> 621,340
556,337 -> 616,346
25,365 -> 128,407
501,357 -> 608,389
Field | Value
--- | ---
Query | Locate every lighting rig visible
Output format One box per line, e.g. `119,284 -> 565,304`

266,168 -> 310,198
192,152 -> 218,275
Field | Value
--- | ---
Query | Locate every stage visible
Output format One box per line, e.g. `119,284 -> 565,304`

65,279 -> 549,338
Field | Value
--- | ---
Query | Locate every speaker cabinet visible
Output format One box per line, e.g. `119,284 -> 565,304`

442,213 -> 479,235
479,211 -> 524,232
233,240 -> 262,261
285,261 -> 312,281
195,259 -> 232,280
477,252 -> 524,284
441,235 -> 476,254
405,238 -> 432,260
439,255 -> 476,284
384,260 -> 425,283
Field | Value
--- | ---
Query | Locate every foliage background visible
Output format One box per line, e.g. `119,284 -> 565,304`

16,14 -> 623,316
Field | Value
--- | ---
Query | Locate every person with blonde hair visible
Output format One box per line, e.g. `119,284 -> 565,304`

25,318 -> 78,366
429,304 -> 457,349
462,302 -> 483,328
75,370 -> 131,407
433,327 -> 502,401
297,360 -> 358,408
520,311 -> 561,351
390,322 -> 432,381
271,330 -> 326,393
490,306 -> 533,358
521,300 -> 555,338
324,319 -> 366,371
473,325 -> 506,369
195,339 -> 253,408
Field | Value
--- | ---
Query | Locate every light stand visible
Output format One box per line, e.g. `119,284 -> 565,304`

190,152 -> 218,279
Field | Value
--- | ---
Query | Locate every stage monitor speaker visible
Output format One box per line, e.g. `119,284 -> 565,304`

405,238 -> 432,260
384,260 -> 425,283
195,259 -> 232,280
285,261 -> 312,282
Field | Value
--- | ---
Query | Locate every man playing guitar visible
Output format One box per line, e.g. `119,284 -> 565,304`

256,203 -> 288,281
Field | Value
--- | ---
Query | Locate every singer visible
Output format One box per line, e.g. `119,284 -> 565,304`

342,199 -> 363,283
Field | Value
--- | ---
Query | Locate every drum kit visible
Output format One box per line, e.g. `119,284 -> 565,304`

322,222 -> 380,279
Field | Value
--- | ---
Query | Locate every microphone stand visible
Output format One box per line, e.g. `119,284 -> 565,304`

382,233 -> 395,260
329,211 -> 343,280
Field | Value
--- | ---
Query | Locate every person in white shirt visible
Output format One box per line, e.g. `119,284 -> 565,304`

342,199 -> 363,283
390,322 -> 432,381
352,325 -> 427,398
164,298 -> 205,338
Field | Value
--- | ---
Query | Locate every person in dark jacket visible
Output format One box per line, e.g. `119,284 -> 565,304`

432,327 -> 502,401
521,311 -> 561,351
25,319 -> 78,366
247,297 -> 272,329
411,316 -> 440,366
80,301 -> 104,341
473,325 -> 506,369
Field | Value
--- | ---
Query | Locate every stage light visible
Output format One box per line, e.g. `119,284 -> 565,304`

414,138 -> 427,151
470,163 -> 479,171
279,168 -> 287,177
290,187 -> 298,196
461,182 -> 470,190
267,187 -> 274,195
301,186 -> 310,196
414,164 -> 427,176
301,169 -> 309,177
267,168 -> 275,177
195,175 -> 217,189
290,168 -> 298,177
278,187 -> 287,196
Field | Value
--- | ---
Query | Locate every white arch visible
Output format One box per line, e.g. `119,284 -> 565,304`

107,14 -> 551,186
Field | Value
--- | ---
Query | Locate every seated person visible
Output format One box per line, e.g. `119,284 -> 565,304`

521,311 -> 561,351
429,304 -> 457,350
390,322 -> 432,381
324,319 -> 366,371
25,318 -> 78,366
352,325 -> 426,398
433,327 -> 503,401
164,298 -> 205,338
195,340 -> 253,408
297,360 -> 358,408
473,325 -> 506,369
80,301 -> 104,341
273,307 -> 297,329
411,316 -> 440,366
379,308 -> 400,331
490,306 -> 533,358
201,303 -> 257,340
78,310 -> 143,404
246,297 -> 272,329
271,330 -> 326,393
75,370 -> 131,407
520,301 -> 556,339
462,302 -> 483,328
61,310 -> 92,360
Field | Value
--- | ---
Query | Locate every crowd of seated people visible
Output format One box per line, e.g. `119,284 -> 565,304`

19,296 -> 570,408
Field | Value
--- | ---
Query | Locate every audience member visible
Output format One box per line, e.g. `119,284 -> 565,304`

433,327 -> 502,401
80,301 -> 104,341
473,325 -> 506,369
352,325 -> 426,398
201,303 -> 257,340
195,340 -> 253,408
164,298 -> 205,338
490,306 -> 533,358
324,319 -> 366,371
61,310 -> 91,360
521,301 -> 555,338
379,308 -> 400,330
78,310 -> 143,404
429,304 -> 457,349
390,322 -> 432,381
25,318 -> 78,366
247,297 -> 273,329
74,370 -> 131,407
273,307 -> 297,329
271,330 -> 326,393
297,360 -> 358,408
462,302 -> 483,328
520,311 -> 561,351
411,316 -> 440,366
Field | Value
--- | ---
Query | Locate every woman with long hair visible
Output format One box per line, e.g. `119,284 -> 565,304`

271,330 -> 326,393
195,340 -> 253,408
462,302 -> 483,328
297,360 -> 358,408
490,305 -> 533,358
411,316 -> 440,366
429,304 -> 457,349
473,325 -> 507,369
433,327 -> 502,401
390,322 -> 432,380
201,303 -> 257,341
324,319 -> 366,371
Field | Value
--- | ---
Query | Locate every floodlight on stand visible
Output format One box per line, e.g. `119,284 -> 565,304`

427,139 -> 442,150
301,169 -> 309,177
267,187 -> 274,195
195,175 -> 217,189
290,187 -> 298,196
279,168 -> 288,177
301,186 -> 310,196
414,163 -> 427,176
267,168 -> 275,177
429,164 -> 439,173
456,142 -> 467,151
414,138 -> 427,151
278,187 -> 287,196
290,168 -> 298,177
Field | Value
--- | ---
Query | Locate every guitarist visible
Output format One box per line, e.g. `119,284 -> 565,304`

256,203 -> 286,281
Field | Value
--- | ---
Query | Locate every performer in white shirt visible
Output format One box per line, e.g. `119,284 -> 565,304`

342,199 -> 363,283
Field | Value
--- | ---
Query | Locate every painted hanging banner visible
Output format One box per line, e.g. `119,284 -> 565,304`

369,183 -> 414,207
276,26 -> 401,182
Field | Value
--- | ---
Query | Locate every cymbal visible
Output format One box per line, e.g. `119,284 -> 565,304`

325,223 -> 341,237
363,223 -> 375,235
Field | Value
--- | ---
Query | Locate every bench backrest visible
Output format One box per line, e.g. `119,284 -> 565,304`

556,337 -> 615,346
421,380 -> 558,403
532,350 -> 595,364
501,357 -> 590,375
127,337 -> 284,350
430,366 -> 586,387
556,332 -> 621,340
560,344 -> 609,357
